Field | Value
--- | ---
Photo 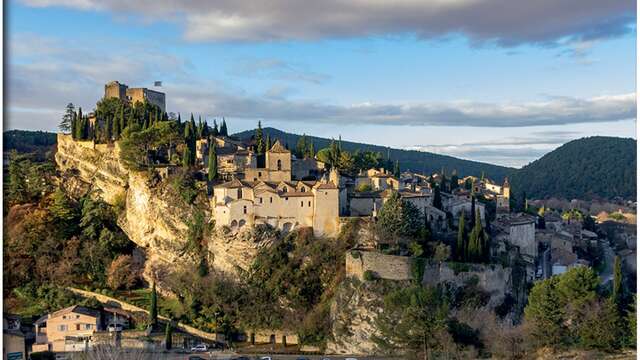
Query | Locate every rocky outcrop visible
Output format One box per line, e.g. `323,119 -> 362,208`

326,278 -> 407,356
55,134 -> 128,204
54,134 -> 275,288
208,224 -> 279,274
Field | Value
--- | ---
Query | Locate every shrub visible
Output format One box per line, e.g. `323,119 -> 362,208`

363,270 -> 378,281
107,255 -> 138,290
350,250 -> 361,259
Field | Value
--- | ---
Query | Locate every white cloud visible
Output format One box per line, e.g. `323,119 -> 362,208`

19,0 -> 635,46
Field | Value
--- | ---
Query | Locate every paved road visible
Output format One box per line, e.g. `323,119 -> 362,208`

159,352 -> 389,360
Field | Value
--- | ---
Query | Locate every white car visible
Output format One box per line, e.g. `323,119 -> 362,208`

190,344 -> 208,352
260,357 -> 272,360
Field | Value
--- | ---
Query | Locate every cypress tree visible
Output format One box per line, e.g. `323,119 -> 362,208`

208,142 -> 218,182
211,119 -> 219,136
220,118 -> 228,136
197,116 -> 204,139
433,186 -> 442,210
471,196 -> 476,226
201,119 -> 209,138
177,113 -> 181,125
255,120 -> 264,154
612,256 -> 623,309
265,134 -> 271,151
457,211 -> 466,261
149,283 -> 158,329
393,160 -> 400,178
164,322 -> 173,350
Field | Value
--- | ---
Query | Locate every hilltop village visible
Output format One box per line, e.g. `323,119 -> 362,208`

3,81 -> 635,358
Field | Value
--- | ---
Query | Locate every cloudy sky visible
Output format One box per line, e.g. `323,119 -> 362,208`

5,0 -> 636,167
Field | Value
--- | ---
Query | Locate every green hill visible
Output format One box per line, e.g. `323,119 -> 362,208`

233,127 -> 513,180
509,136 -> 636,200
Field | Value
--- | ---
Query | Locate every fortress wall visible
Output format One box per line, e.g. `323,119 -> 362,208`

346,250 -> 413,281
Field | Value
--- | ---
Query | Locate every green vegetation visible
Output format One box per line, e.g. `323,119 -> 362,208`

4,183 -> 137,311
524,266 -> 632,351
375,191 -> 423,245
4,130 -> 56,154
510,136 -> 636,200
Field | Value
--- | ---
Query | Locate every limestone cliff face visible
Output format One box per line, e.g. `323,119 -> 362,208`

55,134 -> 128,204
54,134 -> 273,287
208,225 -> 279,274
326,279 -> 406,356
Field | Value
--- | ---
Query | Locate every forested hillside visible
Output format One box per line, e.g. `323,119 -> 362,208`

233,127 -> 513,180
509,136 -> 636,200
4,130 -> 56,154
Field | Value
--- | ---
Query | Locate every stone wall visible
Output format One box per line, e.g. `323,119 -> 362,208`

346,251 -> 513,307
346,250 -> 413,281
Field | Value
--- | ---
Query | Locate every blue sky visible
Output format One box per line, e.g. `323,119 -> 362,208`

6,0 -> 636,167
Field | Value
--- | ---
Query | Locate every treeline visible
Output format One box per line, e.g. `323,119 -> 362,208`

60,100 -> 229,145
234,127 -> 513,179
510,136 -> 636,200
3,130 -> 56,154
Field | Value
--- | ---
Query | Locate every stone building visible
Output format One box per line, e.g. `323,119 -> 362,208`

212,178 -> 340,237
496,178 -> 511,215
104,80 -> 166,112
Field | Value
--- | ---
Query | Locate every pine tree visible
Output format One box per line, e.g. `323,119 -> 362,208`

150,283 -> 158,329
208,142 -> 218,182
60,103 -> 75,133
457,211 -> 466,261
255,121 -> 265,154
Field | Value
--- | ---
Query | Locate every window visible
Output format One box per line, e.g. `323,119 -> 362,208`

270,197 -> 273,203
285,197 -> 288,201
243,206 -> 247,214
259,197 -> 263,204
300,201 -> 304,207
308,201 -> 311,207
301,187 -> 305,192
238,188 -> 242,198
258,172 -> 262,177
58,325 -> 68,331
277,159 -> 282,170
85,324 -> 92,330
282,187 -> 287,193
76,324 -> 81,331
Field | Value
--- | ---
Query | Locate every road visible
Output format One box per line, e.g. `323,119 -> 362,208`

157,351 -> 390,360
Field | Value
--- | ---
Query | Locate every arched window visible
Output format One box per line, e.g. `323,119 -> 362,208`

301,187 -> 305,192
277,159 -> 282,170
237,188 -> 242,198
282,187 -> 288,193
243,206 -> 247,214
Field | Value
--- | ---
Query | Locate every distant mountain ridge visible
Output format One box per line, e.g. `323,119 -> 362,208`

5,129 -> 635,200
233,127 -> 514,180
509,136 -> 636,201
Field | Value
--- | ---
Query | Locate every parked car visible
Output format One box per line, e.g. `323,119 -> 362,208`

259,357 -> 273,360
345,358 -> 358,360
190,344 -> 208,352
107,324 -> 123,332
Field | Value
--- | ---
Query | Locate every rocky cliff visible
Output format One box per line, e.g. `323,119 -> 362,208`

54,134 -> 273,287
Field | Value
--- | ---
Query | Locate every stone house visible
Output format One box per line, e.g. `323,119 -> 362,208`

212,178 -> 340,237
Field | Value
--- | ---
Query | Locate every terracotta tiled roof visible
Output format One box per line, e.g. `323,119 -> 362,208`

316,182 -> 337,189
